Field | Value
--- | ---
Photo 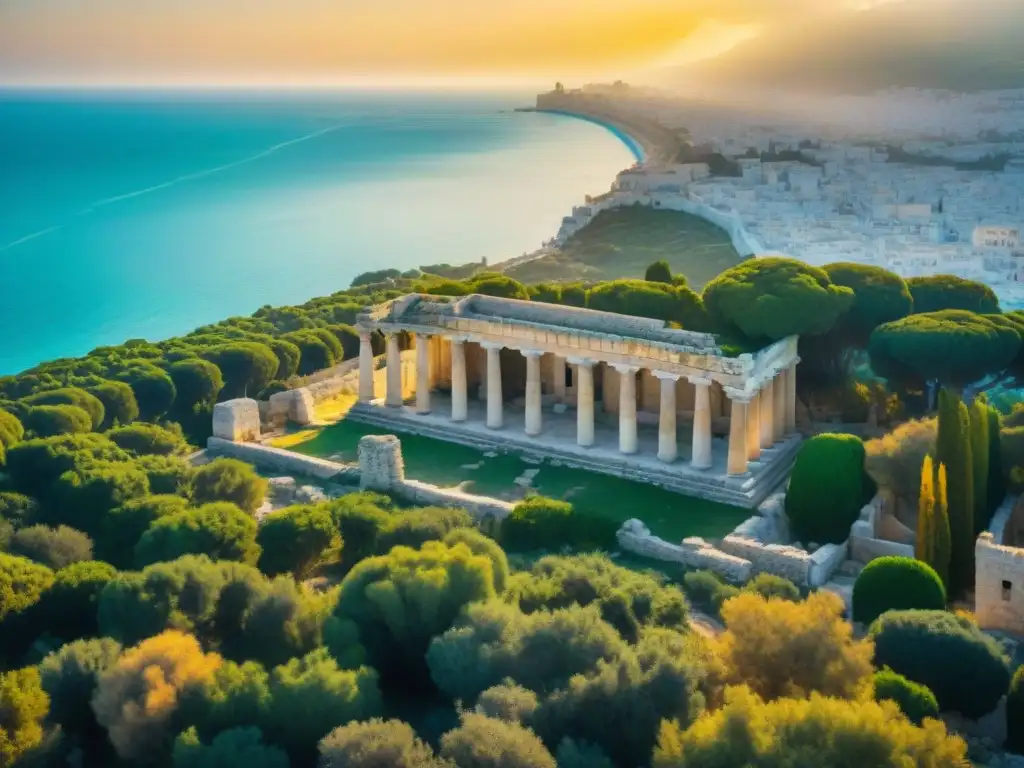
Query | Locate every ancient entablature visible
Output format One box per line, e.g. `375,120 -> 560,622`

353,293 -> 801,501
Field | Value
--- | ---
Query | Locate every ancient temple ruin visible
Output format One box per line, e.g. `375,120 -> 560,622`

349,294 -> 801,506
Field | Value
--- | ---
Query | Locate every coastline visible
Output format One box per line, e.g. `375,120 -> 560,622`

519,107 -> 647,163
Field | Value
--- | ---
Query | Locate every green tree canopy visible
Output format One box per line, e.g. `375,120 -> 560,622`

5,432 -> 130,500
97,494 -> 190,567
137,454 -> 195,496
135,501 -> 260,567
318,718 -> 450,768
375,506 -> 473,554
202,343 -> 279,399
256,504 -> 338,579
39,637 -> 121,751
262,649 -> 382,764
125,365 -> 178,421
785,434 -> 872,545
644,260 -> 674,284
10,524 -> 94,570
191,458 -> 268,514
852,556 -> 946,624
24,387 -> 106,430
907,274 -> 1000,314
172,726 -> 289,768
168,359 -> 225,415
0,666 -> 50,766
439,713 -> 555,768
869,609 -> 1010,718
88,380 -> 140,428
587,280 -> 706,329
652,685 -> 967,767
0,552 -> 54,622
428,601 -> 626,704
327,540 -> 501,681
869,310 -> 1021,389
107,422 -> 188,457
823,262 -> 913,343
31,560 -> 116,642
702,257 -> 854,340
24,404 -> 93,437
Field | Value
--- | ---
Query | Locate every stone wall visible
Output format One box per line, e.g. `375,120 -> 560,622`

616,488 -> 847,588
616,519 -> 752,582
356,435 -> 514,521
206,437 -> 356,481
976,496 -> 1024,635
398,479 -> 514,523
849,535 -> 914,563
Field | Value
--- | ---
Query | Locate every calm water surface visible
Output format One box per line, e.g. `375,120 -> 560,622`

0,90 -> 636,373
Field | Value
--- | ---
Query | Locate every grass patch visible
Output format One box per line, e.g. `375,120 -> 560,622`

506,205 -> 743,289
272,419 -> 750,543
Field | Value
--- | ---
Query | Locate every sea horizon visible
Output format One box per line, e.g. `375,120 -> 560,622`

0,88 -> 636,374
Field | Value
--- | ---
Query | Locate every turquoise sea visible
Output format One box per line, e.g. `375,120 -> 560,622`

0,90 -> 637,375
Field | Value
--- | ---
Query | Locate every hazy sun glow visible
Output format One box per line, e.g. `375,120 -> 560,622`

0,0 -> 910,86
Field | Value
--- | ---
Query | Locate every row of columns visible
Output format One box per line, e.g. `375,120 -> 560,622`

358,331 -> 796,475
726,361 -> 799,476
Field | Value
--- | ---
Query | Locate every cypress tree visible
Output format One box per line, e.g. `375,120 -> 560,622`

916,454 -> 935,564
986,405 -> 1005,515
936,388 -> 974,594
933,462 -> 952,591
969,396 -> 990,534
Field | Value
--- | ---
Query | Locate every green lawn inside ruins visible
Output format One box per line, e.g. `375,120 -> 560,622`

279,419 -> 751,543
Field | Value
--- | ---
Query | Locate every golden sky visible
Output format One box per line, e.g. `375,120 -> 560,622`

0,0 -> 902,86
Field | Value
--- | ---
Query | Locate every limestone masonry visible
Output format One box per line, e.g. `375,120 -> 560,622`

349,292 -> 802,507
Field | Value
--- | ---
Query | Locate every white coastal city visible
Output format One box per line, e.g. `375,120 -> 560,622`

525,84 -> 1024,307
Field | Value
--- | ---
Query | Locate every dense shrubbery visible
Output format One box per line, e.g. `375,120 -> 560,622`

191,458 -> 268,514
785,433 -> 873,545
0,262 -> 997,768
500,496 -> 616,552
717,591 -> 873,701
10,524 -> 94,569
682,570 -> 739,617
869,609 -> 1010,718
652,686 -> 966,766
852,556 -> 946,624
873,667 -> 940,725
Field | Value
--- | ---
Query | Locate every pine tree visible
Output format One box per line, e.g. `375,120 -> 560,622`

916,454 -> 935,564
933,462 -> 952,591
936,388 -> 974,595
987,405 -> 1005,515
969,396 -> 990,534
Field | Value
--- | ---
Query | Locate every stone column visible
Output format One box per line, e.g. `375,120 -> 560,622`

725,388 -> 751,476
553,355 -> 567,403
615,365 -> 639,455
385,333 -> 403,407
414,334 -> 431,415
786,358 -> 798,433
358,330 -> 375,403
759,376 -> 775,449
746,387 -> 762,461
570,358 -> 595,447
483,343 -> 503,429
522,350 -> 543,436
773,368 -> 786,442
654,372 -> 679,463
687,376 -> 713,470
450,338 -> 468,422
